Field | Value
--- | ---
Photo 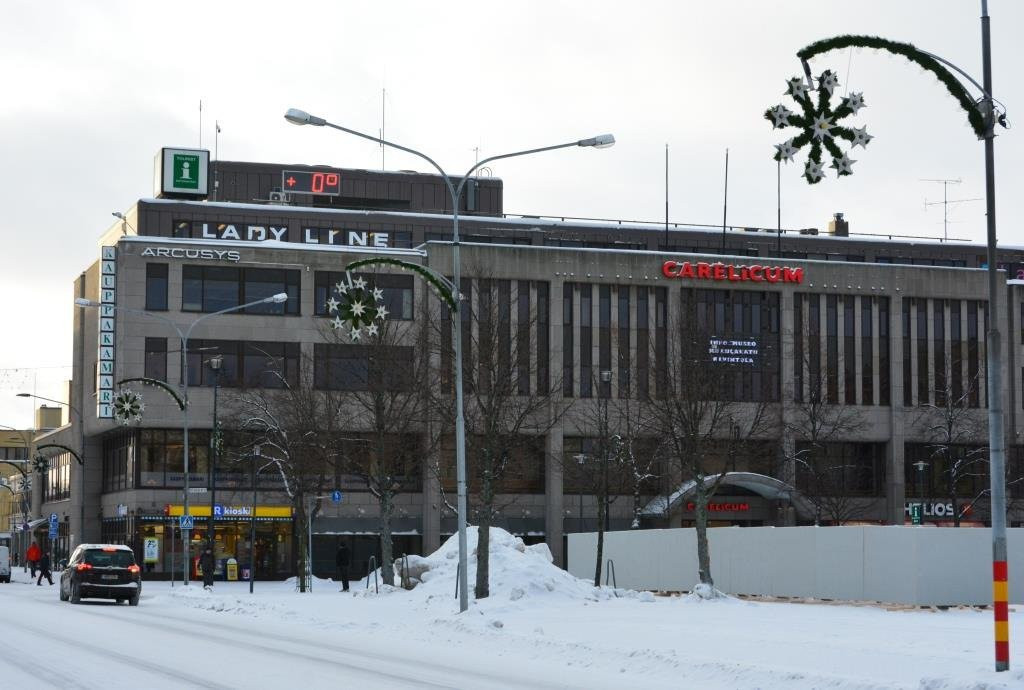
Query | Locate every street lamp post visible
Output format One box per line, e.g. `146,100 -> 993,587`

207,356 -> 223,560
285,107 -> 614,612
16,393 -> 85,549
75,292 -> 288,585
913,460 -> 928,525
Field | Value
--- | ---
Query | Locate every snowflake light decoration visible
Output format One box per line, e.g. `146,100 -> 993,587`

112,388 -> 145,425
327,272 -> 387,340
764,69 -> 871,184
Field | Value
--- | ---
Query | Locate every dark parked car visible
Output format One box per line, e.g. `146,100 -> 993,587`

60,544 -> 141,606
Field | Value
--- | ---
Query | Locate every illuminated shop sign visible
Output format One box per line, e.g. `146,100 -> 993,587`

140,247 -> 241,262
685,502 -> 750,512
662,260 -> 804,284
903,502 -> 973,518
708,337 -> 759,366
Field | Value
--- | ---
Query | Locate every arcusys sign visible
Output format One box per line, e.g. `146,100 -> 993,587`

662,260 -> 804,284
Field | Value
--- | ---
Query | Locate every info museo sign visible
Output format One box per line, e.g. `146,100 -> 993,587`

662,260 -> 804,284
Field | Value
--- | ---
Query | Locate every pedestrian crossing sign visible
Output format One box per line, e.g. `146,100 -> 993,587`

179,515 -> 194,530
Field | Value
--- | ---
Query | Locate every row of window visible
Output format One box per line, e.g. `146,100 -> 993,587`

145,339 -> 301,389
145,264 -> 414,319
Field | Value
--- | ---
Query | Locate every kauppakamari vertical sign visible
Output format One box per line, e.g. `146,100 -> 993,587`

97,246 -> 116,418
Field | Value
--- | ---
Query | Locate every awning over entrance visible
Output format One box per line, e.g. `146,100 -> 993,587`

642,472 -> 814,520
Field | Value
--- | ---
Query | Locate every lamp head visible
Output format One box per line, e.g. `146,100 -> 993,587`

284,108 -> 326,127
267,292 -> 289,304
74,298 -> 99,308
16,393 -> 30,398
578,134 -> 615,149
208,355 -> 223,371
112,212 -> 125,220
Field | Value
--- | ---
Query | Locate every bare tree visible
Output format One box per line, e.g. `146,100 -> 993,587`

223,351 -> 346,592
786,348 -> 869,525
426,274 -> 567,599
914,367 -> 988,526
564,371 -> 657,586
643,313 -> 772,589
329,315 -> 432,585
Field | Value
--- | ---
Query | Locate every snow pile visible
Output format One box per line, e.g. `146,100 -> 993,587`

387,526 -> 650,605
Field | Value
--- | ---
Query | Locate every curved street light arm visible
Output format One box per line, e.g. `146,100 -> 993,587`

117,377 -> 186,411
36,443 -> 83,467
0,460 -> 28,480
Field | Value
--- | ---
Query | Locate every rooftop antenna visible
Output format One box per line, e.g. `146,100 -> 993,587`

664,143 -> 669,251
198,100 -> 203,149
721,148 -> 729,252
380,87 -> 385,170
920,178 -> 981,241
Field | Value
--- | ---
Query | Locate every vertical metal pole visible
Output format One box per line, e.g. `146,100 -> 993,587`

777,158 -> 782,255
451,181 -> 470,613
721,148 -> 729,252
182,334 -> 191,586
250,446 -> 258,594
208,367 -> 219,556
664,144 -> 669,250
981,0 -> 1009,672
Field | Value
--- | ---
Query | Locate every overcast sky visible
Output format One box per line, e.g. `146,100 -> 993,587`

1,0 -> 1021,429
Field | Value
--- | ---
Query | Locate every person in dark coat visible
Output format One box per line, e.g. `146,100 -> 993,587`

200,547 -> 216,589
36,552 -> 53,586
335,542 -> 350,592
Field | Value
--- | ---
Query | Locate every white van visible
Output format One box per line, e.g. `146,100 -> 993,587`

0,545 -> 10,583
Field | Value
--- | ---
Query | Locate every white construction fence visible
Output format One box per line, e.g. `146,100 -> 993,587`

567,526 -> 1024,605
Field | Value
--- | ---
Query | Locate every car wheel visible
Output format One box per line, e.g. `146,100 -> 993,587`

129,591 -> 140,606
70,581 -> 81,604
59,582 -> 69,601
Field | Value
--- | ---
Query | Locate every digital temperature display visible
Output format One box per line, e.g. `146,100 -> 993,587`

281,170 -> 342,196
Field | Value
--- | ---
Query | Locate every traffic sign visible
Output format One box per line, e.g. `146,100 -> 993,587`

331,490 -> 343,504
179,515 -> 194,530
49,512 -> 59,525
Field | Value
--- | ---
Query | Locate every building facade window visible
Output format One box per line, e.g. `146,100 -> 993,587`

902,299 -> 913,407
43,451 -> 72,502
917,300 -> 929,405
182,266 -> 300,315
314,271 -> 413,320
102,429 -> 137,493
145,263 -> 168,311
861,296 -> 873,405
144,337 -> 167,382
826,294 -> 838,404
313,343 -> 412,391
562,283 -> 574,398
617,286 -> 630,398
185,340 -> 300,388
879,296 -> 890,406
580,284 -> 592,398
844,295 -> 856,405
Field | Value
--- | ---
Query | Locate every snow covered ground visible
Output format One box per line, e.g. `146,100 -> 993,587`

1,528 -> 1022,689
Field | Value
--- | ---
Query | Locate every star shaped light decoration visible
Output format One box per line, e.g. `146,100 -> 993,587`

764,69 -> 871,184
112,388 -> 145,426
326,272 -> 388,341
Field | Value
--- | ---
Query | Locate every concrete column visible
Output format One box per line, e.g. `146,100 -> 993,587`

887,296 -> 906,525
778,289 -> 797,525
421,426 -> 441,556
545,427 -> 565,568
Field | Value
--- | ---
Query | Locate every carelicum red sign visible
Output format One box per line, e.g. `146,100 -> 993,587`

662,260 -> 804,284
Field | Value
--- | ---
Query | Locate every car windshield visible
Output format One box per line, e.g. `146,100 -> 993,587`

82,549 -> 135,568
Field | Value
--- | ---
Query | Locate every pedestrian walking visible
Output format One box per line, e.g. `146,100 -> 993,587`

200,546 -> 216,589
36,552 -> 53,586
335,542 -> 350,592
26,541 -> 41,579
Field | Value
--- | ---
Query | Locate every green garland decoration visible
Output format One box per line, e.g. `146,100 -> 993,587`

764,68 -> 869,184
344,257 -> 457,311
36,443 -> 84,466
118,377 -> 185,411
797,35 -> 986,138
